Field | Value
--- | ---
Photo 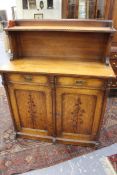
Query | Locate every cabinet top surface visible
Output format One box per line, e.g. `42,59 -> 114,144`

0,57 -> 115,78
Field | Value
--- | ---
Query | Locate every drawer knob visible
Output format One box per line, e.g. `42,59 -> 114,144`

75,80 -> 86,86
24,75 -> 32,82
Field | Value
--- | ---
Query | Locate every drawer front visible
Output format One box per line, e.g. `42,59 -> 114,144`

6,73 -> 48,85
111,53 -> 117,59
110,59 -> 117,74
56,77 -> 105,88
110,52 -> 117,60
109,79 -> 117,89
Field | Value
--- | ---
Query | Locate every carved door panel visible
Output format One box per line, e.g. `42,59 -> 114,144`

7,83 -> 53,140
56,87 -> 104,142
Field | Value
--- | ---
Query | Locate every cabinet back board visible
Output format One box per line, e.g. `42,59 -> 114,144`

9,31 -> 109,60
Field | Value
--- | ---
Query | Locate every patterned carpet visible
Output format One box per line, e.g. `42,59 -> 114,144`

0,86 -> 117,175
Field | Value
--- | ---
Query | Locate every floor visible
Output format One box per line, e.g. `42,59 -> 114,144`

21,143 -> 117,175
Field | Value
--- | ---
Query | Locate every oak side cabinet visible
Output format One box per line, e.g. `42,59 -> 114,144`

0,20 -> 115,146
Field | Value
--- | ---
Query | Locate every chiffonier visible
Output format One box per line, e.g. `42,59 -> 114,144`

0,20 -> 116,146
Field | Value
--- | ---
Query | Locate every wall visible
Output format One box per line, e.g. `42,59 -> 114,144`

0,10 -> 7,21
0,0 -> 16,20
16,0 -> 62,19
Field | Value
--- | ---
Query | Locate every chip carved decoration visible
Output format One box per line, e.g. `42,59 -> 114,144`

27,93 -> 36,128
70,97 -> 85,133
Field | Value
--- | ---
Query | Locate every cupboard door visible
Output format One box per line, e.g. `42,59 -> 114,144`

7,83 -> 53,140
56,87 -> 104,142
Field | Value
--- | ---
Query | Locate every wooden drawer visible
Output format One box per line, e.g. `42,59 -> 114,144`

109,79 -> 117,88
110,59 -> 117,74
5,73 -> 48,85
110,53 -> 117,60
110,59 -> 117,89
56,77 -> 105,88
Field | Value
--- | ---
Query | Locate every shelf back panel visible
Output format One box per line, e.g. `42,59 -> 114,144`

9,31 -> 108,60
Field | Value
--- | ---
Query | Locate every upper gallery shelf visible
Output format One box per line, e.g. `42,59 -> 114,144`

5,20 -> 116,33
4,20 -> 116,65
5,26 -> 116,33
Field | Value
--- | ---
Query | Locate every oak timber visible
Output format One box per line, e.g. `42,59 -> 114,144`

5,26 -> 116,33
0,57 -> 115,78
0,20 -> 115,146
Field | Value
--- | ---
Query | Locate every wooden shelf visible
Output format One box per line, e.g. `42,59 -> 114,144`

0,57 -> 115,78
5,26 -> 116,33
